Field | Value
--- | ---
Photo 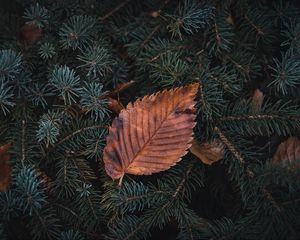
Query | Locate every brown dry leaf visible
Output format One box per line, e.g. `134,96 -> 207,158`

252,89 -> 264,111
272,137 -> 300,165
0,143 -> 12,192
37,169 -> 53,192
150,10 -> 161,18
190,139 -> 224,165
226,14 -> 234,25
21,22 -> 42,45
107,97 -> 124,114
103,83 -> 199,182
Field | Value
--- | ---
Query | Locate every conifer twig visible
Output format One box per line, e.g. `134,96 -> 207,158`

123,222 -> 145,240
57,125 -> 108,146
220,114 -> 300,121
21,119 -> 26,167
139,25 -> 161,51
214,126 -> 254,177
100,0 -> 131,21
261,186 -> 282,212
214,127 -> 245,164
282,197 -> 300,206
173,162 -> 194,198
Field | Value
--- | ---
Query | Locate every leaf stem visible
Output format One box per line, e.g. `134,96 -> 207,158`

118,173 -> 124,186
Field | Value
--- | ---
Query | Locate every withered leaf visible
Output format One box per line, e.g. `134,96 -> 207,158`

107,97 -> 124,114
226,14 -> 234,25
252,89 -> 264,112
21,22 -> 42,45
150,10 -> 161,18
190,139 -> 224,165
103,83 -> 199,181
37,169 -> 53,192
272,137 -> 300,166
0,143 -> 12,192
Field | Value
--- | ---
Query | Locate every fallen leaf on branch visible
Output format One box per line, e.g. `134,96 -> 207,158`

103,83 -> 199,184
190,139 -> 224,165
272,137 -> 300,166
0,143 -> 12,192
252,89 -> 264,111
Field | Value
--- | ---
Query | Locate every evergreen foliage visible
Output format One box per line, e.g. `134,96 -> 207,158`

23,3 -> 50,28
0,0 -> 300,239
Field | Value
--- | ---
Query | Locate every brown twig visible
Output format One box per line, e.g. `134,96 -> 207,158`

100,0 -> 132,21
220,114 -> 300,122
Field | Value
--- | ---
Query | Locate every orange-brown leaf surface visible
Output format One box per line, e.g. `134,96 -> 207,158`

272,137 -> 300,166
0,143 -> 12,192
103,83 -> 199,180
190,139 -> 224,165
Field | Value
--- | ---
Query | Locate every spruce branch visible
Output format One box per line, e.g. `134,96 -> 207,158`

56,124 -> 108,146
77,45 -> 114,78
0,49 -> 22,80
100,0 -> 132,21
21,120 -> 26,168
49,65 -> 81,105
79,82 -> 110,121
214,126 -> 254,178
268,49 -> 300,95
1,1 -> 300,239
0,81 -> 15,115
166,0 -> 215,39
23,3 -> 49,28
38,43 -> 55,59
59,16 -> 98,50
123,222 -> 145,240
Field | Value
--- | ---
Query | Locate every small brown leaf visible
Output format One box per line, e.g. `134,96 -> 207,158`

226,14 -> 234,25
0,143 -> 12,192
107,97 -> 124,114
21,22 -> 42,45
252,89 -> 264,111
190,139 -> 224,165
272,137 -> 300,166
150,10 -> 161,18
103,83 -> 199,182
37,169 -> 53,192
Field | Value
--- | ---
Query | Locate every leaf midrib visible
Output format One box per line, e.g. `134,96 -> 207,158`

126,101 -> 180,170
